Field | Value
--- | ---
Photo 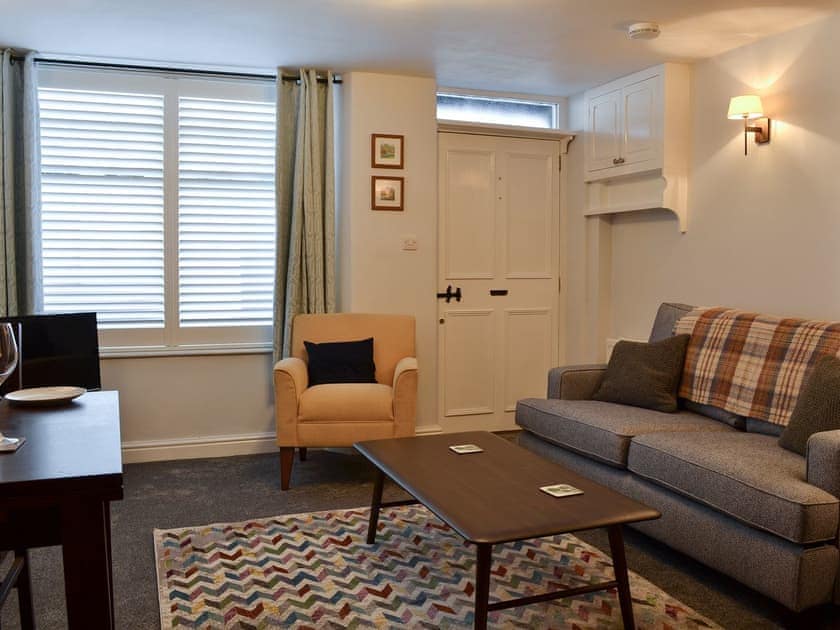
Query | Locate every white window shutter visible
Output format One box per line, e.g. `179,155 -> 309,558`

177,97 -> 276,327
39,87 -> 165,328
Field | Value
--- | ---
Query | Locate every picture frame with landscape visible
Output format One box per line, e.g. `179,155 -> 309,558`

371,134 -> 404,169
371,176 -> 404,211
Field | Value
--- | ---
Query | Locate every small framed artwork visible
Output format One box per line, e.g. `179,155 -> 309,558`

371,176 -> 404,211
371,134 -> 404,169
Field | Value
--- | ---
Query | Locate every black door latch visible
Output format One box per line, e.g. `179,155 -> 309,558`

436,285 -> 462,303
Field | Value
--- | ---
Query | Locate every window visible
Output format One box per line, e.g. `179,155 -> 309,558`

437,92 -> 558,128
37,67 -> 276,351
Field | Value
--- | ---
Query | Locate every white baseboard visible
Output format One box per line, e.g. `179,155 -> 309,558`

123,424 -> 445,464
122,431 -> 277,464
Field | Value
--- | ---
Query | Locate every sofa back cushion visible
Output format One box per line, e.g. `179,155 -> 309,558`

647,302 -> 745,428
675,308 -> 840,427
648,302 -> 694,343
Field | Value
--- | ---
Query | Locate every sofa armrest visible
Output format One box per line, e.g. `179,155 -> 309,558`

273,357 -> 308,443
547,364 -> 607,400
393,357 -> 418,436
807,429 -> 840,499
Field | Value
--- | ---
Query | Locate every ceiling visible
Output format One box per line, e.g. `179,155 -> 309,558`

1,0 -> 838,96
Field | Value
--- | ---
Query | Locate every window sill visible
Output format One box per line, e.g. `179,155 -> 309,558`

100,342 -> 273,359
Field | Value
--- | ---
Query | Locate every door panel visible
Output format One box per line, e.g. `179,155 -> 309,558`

623,76 -> 658,166
587,89 -> 620,171
438,133 -> 560,432
441,309 -> 495,417
504,308 -> 552,411
442,149 -> 495,279
504,152 -> 553,278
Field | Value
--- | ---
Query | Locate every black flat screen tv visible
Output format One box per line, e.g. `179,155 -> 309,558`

0,312 -> 102,395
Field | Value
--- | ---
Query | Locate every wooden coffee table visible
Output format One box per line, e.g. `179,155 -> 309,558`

355,431 -> 660,629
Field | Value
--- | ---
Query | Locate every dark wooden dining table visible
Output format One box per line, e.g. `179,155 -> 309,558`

0,390 -> 123,629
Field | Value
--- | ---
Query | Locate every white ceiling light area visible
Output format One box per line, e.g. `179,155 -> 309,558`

1,0 -> 837,96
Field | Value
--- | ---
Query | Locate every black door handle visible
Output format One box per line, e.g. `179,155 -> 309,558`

436,285 -> 462,303
489,289 -> 508,296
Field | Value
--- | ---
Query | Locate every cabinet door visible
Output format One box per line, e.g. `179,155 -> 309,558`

586,89 -> 621,172
621,76 -> 659,167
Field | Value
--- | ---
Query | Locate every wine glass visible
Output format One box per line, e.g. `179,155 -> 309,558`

0,323 -> 19,390
0,323 -> 19,445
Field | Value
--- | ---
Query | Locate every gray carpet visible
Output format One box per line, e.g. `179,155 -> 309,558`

2,445 -> 839,629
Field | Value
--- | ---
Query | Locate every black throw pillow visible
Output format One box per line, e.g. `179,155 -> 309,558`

304,338 -> 377,386
592,334 -> 690,413
779,355 -> 840,456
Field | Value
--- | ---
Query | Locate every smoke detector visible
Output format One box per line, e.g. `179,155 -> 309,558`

627,22 -> 661,40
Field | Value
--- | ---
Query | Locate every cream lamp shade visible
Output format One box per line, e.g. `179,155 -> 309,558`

727,95 -> 764,120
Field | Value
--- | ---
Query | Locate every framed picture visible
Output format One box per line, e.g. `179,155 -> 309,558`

371,134 -> 404,169
371,176 -> 404,211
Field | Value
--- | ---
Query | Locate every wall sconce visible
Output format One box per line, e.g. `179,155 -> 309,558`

727,95 -> 771,155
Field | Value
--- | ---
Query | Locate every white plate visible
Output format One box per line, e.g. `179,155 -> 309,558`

5,386 -> 87,407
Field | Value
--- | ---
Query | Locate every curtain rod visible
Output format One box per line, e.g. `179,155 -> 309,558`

26,56 -> 342,83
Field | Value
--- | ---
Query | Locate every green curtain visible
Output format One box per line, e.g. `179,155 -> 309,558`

273,69 -> 336,360
0,50 -> 41,317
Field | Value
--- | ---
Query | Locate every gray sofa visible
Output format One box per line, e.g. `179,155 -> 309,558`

515,302 -> 840,612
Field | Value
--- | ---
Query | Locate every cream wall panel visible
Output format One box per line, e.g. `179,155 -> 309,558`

337,72 -> 439,432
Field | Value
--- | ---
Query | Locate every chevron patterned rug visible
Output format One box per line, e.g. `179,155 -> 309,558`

154,505 -> 720,629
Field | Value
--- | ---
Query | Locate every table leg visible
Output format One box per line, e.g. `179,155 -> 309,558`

608,525 -> 635,630
474,543 -> 492,630
61,498 -> 115,629
366,469 -> 385,544
15,548 -> 34,630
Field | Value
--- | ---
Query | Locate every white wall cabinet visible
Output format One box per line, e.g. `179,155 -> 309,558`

583,64 -> 691,232
586,76 -> 659,176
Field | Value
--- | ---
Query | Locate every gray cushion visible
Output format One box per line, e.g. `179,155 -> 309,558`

780,355 -> 840,456
682,399 -> 746,429
746,417 -> 784,436
592,335 -> 690,412
628,432 -> 839,544
515,398 -> 735,468
648,302 -> 694,342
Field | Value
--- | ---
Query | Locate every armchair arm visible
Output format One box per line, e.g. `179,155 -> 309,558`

806,429 -> 840,499
547,364 -> 607,400
392,357 -> 418,437
273,357 -> 308,443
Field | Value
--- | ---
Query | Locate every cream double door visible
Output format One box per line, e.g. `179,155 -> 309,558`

437,132 -> 561,431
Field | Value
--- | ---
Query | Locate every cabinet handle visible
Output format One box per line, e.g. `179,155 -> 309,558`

613,157 -> 625,165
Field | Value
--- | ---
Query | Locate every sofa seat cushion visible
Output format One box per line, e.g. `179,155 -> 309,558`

515,399 -> 735,468
628,432 -> 840,544
299,383 -> 393,422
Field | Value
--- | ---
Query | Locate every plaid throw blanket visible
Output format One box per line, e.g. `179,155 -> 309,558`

675,307 -> 840,426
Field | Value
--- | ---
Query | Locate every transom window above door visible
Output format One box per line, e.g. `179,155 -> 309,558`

436,92 -> 560,129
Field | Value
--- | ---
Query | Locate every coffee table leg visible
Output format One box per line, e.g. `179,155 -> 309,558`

474,543 -> 492,630
366,469 -> 385,544
608,525 -> 635,630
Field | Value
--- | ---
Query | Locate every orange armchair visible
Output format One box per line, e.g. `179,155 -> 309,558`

273,313 -> 418,489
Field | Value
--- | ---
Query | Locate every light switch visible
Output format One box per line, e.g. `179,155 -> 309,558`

402,235 -> 418,251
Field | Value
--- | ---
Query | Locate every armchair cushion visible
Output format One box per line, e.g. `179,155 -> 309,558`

298,383 -> 394,423
303,337 -> 376,386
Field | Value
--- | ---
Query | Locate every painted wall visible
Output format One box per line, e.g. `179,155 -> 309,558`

338,72 -> 440,431
566,14 -> 840,358
103,353 -> 276,463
